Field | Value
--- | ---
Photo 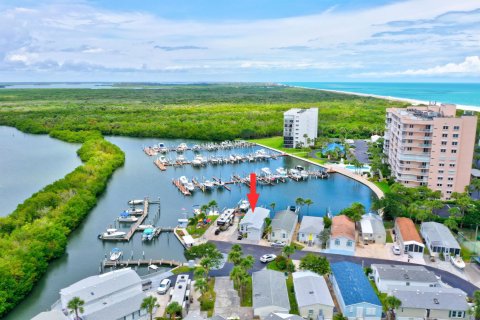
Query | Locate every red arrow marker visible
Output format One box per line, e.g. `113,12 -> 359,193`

247,173 -> 259,212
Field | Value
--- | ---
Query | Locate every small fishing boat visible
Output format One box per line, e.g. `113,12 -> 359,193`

176,143 -> 188,152
192,155 -> 203,166
210,157 -> 219,165
125,208 -> 143,215
300,170 -> 309,180
176,155 -> 186,162
109,248 -> 123,261
247,154 -> 255,162
142,228 -> 155,241
204,180 -> 214,190
185,182 -> 195,192
192,144 -> 201,152
177,218 -> 189,228
118,212 -> 138,223
235,155 -> 243,162
450,255 -> 466,269
229,155 -> 236,163
295,165 -> 305,171
158,155 -> 168,164
128,199 -> 143,205
158,143 -> 168,153
179,176 -> 189,185
99,228 -> 126,240
238,199 -> 250,212
261,167 -> 272,176
137,224 -> 154,231
276,167 -> 287,176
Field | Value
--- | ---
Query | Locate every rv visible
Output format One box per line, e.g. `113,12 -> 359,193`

216,208 -> 235,230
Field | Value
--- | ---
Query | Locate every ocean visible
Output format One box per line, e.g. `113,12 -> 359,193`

282,82 -> 480,108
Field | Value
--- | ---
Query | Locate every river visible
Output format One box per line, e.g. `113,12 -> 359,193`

3,134 -> 375,320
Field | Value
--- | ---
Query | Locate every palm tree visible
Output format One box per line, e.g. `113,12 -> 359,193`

67,297 -> 85,320
208,200 -> 218,210
295,197 -> 305,209
384,295 -> 402,320
194,277 -> 209,295
240,255 -> 255,270
319,229 -> 330,249
228,248 -> 242,265
269,202 -> 276,213
165,302 -> 183,320
282,244 -> 296,260
141,296 -> 159,320
304,198 -> 313,214
194,266 -> 207,279
230,265 -> 247,296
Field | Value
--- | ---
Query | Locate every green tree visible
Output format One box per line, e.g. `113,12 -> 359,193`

323,216 -> 332,229
67,297 -> 85,320
295,197 -> 305,209
444,217 -> 459,232
282,244 -> 296,259
269,202 -> 276,213
319,229 -> 331,249
240,255 -> 255,270
472,290 -> 480,320
165,302 -> 182,320
333,313 -> 348,320
340,202 -> 365,222
141,296 -> 159,320
194,266 -> 207,279
228,244 -> 243,265
299,253 -> 330,275
194,277 -> 209,295
230,265 -> 249,298
384,295 -> 402,320
208,200 -> 218,210
304,198 -> 313,214
184,243 -> 220,260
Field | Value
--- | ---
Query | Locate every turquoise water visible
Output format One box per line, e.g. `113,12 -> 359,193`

282,82 -> 480,108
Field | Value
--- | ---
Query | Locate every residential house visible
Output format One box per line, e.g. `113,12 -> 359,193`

265,313 -> 304,320
293,271 -> 335,320
420,221 -> 461,257
371,264 -> 439,293
253,269 -> 290,319
270,210 -> 298,244
327,215 -> 355,256
389,286 -> 469,320
330,262 -> 382,320
59,268 -> 147,320
297,216 -> 324,247
31,310 -> 67,320
239,207 -> 270,241
394,217 -> 425,257
359,213 -> 386,244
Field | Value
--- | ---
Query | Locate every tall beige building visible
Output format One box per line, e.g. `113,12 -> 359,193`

384,104 -> 477,199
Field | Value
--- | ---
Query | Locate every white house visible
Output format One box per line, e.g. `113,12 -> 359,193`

253,269 -> 290,319
297,216 -> 324,247
293,271 -> 334,320
394,217 -> 424,258
270,210 -> 298,244
371,264 -> 439,293
239,207 -> 270,241
327,215 -> 355,256
283,108 -> 318,148
420,221 -> 461,257
359,213 -> 386,244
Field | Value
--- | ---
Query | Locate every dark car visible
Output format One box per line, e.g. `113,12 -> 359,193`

214,228 -> 221,235
237,233 -> 243,240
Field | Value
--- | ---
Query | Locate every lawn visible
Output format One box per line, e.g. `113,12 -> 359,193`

240,276 -> 253,307
266,260 -> 284,271
286,274 -> 300,315
171,266 -> 193,275
374,181 -> 391,193
187,216 -> 219,238
199,278 -> 216,317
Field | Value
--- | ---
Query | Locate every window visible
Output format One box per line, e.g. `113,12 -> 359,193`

443,125 -> 449,130
452,141 -> 458,146
438,177 -> 443,181
451,150 -> 457,154
406,282 -> 410,286
454,125 -> 460,131
439,163 -> 445,167
437,183 -> 442,187
408,139 -> 413,143
441,141 -> 447,145
282,233 -> 286,238
438,170 -> 444,174
448,177 -> 454,181
272,232 -> 275,237
449,163 -> 455,168
335,239 -> 340,246
442,133 -> 448,138
407,147 -> 412,151
448,184 -> 453,188
347,240 -> 353,247
409,124 -> 414,128
366,308 -> 376,316
440,149 -> 446,153
453,133 -> 459,138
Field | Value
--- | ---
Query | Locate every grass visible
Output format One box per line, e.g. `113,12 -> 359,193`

240,276 -> 253,307
461,245 -> 474,261
374,181 -> 391,193
292,242 -> 305,250
369,279 -> 387,310
286,274 -> 300,315
385,230 -> 393,243
186,216 -> 218,238
199,278 -> 216,317
171,266 -> 193,275
267,260 -> 284,271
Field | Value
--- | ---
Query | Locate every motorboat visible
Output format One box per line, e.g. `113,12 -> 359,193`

204,180 -> 214,190
158,155 -> 168,164
137,224 -> 154,231
300,170 -> 309,180
238,199 -> 250,212
229,155 -> 236,163
158,143 -> 168,153
450,255 -> 466,269
261,167 -> 272,176
109,248 -> 123,261
210,157 -> 219,165
118,212 -> 138,223
125,208 -> 143,215
176,155 -> 186,162
185,182 -> 195,192
295,165 -> 305,171
176,143 -> 188,152
142,228 -> 155,241
247,154 -> 255,162
128,199 -> 143,205
178,218 -> 189,228
254,150 -> 266,160
99,228 -> 126,240
192,144 -> 201,152
192,155 -> 203,167
179,176 -> 189,185
235,155 -> 243,162
276,167 -> 287,176
289,169 -> 302,180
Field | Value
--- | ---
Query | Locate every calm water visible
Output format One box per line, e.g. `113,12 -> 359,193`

283,82 -> 480,108
4,135 -> 375,320
0,126 -> 81,216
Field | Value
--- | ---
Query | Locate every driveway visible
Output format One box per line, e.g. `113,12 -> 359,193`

214,276 -> 253,320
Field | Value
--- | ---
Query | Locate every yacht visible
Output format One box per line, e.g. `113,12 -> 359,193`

289,169 -> 302,180
128,199 -> 143,206
118,212 -> 138,223
185,182 -> 195,192
450,255 -> 466,269
176,143 -> 188,152
137,224 -> 154,231
99,228 -> 126,240
125,208 -> 143,215
142,228 -> 155,241
179,176 -> 189,185
295,165 -> 305,171
204,180 -> 214,190
192,155 -> 203,167
300,170 -> 309,180
238,199 -> 250,212
109,248 -> 123,261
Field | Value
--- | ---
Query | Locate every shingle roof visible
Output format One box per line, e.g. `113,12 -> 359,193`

253,269 -> 290,311
331,215 -> 355,240
421,222 -> 460,250
331,262 -> 381,307
390,286 -> 468,311
293,271 -> 334,308
395,217 -> 422,243
271,210 -> 298,232
371,264 -> 438,283
298,216 -> 324,234
240,207 -> 270,230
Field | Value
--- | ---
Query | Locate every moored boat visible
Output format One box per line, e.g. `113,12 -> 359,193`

179,176 -> 189,185
185,182 -> 195,192
142,228 -> 155,241
118,212 -> 138,223
450,255 -> 466,269
137,224 -> 154,231
125,208 -> 143,215
128,199 -> 143,205
300,170 -> 309,180
238,199 -> 250,212
99,228 -> 126,240
204,180 -> 214,190
109,248 -> 123,261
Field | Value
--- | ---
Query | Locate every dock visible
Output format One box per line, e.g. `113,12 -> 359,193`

192,178 -> 205,192
124,198 -> 149,241
154,159 -> 166,171
212,177 -> 232,191
103,259 -> 182,269
172,179 -> 191,196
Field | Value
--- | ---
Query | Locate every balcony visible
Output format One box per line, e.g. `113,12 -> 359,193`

398,153 -> 431,162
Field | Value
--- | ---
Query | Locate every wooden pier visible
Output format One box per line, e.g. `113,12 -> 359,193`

154,159 -> 166,171
192,178 -> 205,192
124,198 -> 149,241
103,258 -> 181,269
172,179 -> 191,196
212,177 -> 232,191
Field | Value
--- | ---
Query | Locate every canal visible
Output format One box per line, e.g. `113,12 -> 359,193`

3,134 -> 375,320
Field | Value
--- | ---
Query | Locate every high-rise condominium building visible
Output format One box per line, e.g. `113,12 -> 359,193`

283,108 -> 318,148
384,104 -> 477,199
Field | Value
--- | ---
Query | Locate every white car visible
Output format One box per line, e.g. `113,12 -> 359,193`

271,240 -> 287,247
392,244 -> 401,255
157,278 -> 171,294
260,254 -> 277,263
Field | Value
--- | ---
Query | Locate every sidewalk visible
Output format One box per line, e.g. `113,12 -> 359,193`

214,276 -> 253,319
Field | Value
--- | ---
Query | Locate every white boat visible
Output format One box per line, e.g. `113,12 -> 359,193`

238,199 -> 250,212
300,170 -> 309,180
210,157 -> 219,165
178,218 -> 189,228
158,143 -> 168,153
207,209 -> 220,216
137,224 -> 154,231
276,167 -> 287,176
289,169 -> 302,180
185,182 -> 195,192
99,229 -> 126,239
142,228 -> 155,241
179,176 -> 189,185
158,155 -> 168,164
109,248 -> 123,261
192,155 -> 203,166
128,199 -> 143,205
176,143 -> 188,152
176,155 -> 186,162
125,208 -> 143,215
235,155 -> 243,162
261,167 -> 272,176
118,212 -> 138,223
204,180 -> 214,190
450,255 -> 466,269
192,145 -> 201,151
229,155 -> 236,163
247,155 -> 255,162
295,165 -> 305,171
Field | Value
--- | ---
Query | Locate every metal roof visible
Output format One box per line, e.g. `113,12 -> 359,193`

31,310 -> 67,320
390,286 -> 469,311
331,262 -> 382,307
298,216 -> 324,234
361,213 -> 386,236
271,210 -> 298,232
253,269 -> 290,311
265,313 -> 304,320
293,271 -> 334,308
421,222 -> 460,250
240,207 -> 270,230
371,264 -> 438,283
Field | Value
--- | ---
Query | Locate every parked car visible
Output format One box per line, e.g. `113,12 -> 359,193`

271,240 -> 287,247
392,244 -> 401,255
214,228 -> 221,235
260,254 -> 277,263
157,278 -> 171,294
237,233 -> 243,240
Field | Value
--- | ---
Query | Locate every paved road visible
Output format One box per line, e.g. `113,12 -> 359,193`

210,241 -> 480,297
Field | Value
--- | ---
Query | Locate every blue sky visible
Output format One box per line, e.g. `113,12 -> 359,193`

0,0 -> 479,82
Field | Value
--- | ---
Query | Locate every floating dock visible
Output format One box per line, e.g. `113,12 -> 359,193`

172,179 -> 191,196
103,259 -> 181,269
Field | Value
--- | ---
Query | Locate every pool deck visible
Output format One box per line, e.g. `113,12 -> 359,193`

255,143 -> 384,199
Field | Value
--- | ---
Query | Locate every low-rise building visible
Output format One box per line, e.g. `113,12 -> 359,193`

420,221 -> 461,257
359,213 -> 386,244
389,286 -> 469,320
59,268 -> 147,320
265,313 -> 304,320
31,310 -> 67,320
253,269 -> 290,319
239,207 -> 270,241
327,215 -> 355,256
330,262 -> 382,320
270,210 -> 298,244
297,216 -> 324,247
371,264 -> 439,293
394,217 -> 424,257
293,271 -> 334,320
